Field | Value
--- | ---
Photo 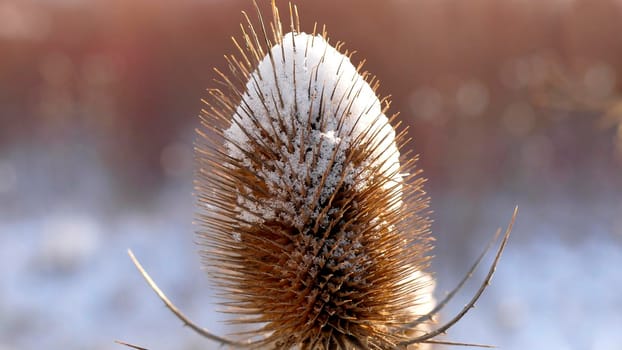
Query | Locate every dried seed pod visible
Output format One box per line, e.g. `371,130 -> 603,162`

122,2 -> 516,350
195,2 -> 435,349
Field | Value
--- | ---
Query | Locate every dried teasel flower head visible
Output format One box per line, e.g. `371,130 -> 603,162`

121,2 -> 516,350
195,2 -> 435,348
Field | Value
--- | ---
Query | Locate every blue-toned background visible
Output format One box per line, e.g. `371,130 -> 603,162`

1,0 -> 621,349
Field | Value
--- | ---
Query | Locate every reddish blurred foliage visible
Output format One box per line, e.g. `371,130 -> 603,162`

1,0 -> 621,201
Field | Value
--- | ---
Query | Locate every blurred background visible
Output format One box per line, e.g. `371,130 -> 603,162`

1,0 -> 621,349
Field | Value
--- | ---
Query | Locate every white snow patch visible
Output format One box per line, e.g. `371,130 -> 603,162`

223,32 -> 402,226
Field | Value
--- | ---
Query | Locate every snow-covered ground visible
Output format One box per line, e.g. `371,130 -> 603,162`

1,151 -> 621,350
434,225 -> 622,349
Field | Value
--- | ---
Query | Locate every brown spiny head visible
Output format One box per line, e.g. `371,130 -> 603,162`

195,2 -> 435,349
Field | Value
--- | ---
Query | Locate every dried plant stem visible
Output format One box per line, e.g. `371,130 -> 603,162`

126,250 -> 255,348
403,227 -> 502,329
421,339 -> 496,348
114,340 -> 150,350
399,206 -> 518,347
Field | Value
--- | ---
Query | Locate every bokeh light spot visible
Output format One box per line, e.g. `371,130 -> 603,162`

456,80 -> 489,117
503,102 -> 536,137
584,63 -> 616,99
409,87 -> 444,122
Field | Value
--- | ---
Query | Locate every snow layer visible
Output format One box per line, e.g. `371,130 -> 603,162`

224,32 -> 402,228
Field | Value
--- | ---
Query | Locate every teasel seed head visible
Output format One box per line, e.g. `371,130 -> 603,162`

195,1 -> 436,349
120,2 -> 515,350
